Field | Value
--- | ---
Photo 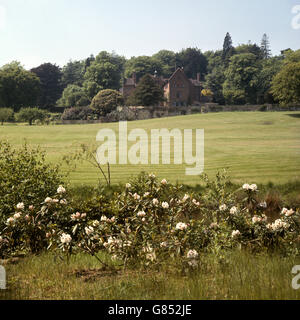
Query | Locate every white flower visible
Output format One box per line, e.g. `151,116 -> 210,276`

60,199 -> 67,205
137,210 -> 146,217
101,215 -> 108,222
281,208 -> 288,215
57,185 -> 66,194
259,201 -> 267,209
250,184 -> 258,191
152,198 -> 159,206
144,192 -> 150,197
133,193 -> 140,200
45,197 -> 53,204
192,199 -> 200,206
85,226 -> 94,236
6,217 -> 15,225
219,204 -> 227,211
92,220 -> 100,227
162,202 -> 169,209
232,230 -> 241,238
161,179 -> 168,185
16,202 -> 25,210
286,209 -> 295,217
230,206 -> 237,215
187,249 -> 199,259
176,222 -> 188,231
60,233 -> 72,244
29,205 -> 34,211
160,241 -> 168,248
242,184 -> 250,190
182,194 -> 190,202
13,212 -> 21,220
125,183 -> 131,189
149,173 -> 156,179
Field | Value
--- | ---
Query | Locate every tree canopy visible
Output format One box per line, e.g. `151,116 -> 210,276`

127,74 -> 164,107
0,62 -> 40,111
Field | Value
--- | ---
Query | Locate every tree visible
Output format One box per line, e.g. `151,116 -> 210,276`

256,56 -> 283,103
83,51 -> 125,98
222,32 -> 235,66
175,48 -> 207,79
204,50 -> 226,104
0,108 -> 14,125
260,34 -> 272,59
235,43 -> 262,60
124,56 -> 163,81
31,63 -> 63,109
90,89 -> 124,116
152,50 -> 176,78
271,61 -> 300,105
0,62 -> 40,111
61,60 -> 85,88
57,84 -> 90,107
17,107 -> 49,125
127,74 -> 164,107
223,53 -> 260,104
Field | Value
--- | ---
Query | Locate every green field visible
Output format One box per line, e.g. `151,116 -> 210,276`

1,111 -> 300,186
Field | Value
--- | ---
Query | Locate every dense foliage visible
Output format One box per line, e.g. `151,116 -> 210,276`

0,34 -> 299,111
1,165 -> 299,270
90,89 -> 124,116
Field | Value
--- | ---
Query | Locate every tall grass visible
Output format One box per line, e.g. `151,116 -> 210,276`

1,251 -> 300,300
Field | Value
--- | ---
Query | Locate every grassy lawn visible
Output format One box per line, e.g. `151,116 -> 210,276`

0,111 -> 299,186
1,251 -> 300,300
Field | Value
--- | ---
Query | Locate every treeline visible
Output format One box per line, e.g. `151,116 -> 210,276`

0,33 -> 300,113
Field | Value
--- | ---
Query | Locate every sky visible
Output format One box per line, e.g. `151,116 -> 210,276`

0,0 -> 299,69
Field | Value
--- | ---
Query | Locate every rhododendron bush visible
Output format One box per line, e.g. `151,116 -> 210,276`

0,140 -> 64,232
0,171 -> 299,270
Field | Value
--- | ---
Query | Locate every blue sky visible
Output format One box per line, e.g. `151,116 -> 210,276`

0,0 -> 299,69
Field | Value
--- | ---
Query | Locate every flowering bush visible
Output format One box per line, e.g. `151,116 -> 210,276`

0,171 -> 299,270
0,140 -> 64,233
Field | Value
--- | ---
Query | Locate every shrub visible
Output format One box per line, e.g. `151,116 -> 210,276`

61,106 -> 96,121
16,107 -> 49,125
0,141 -> 64,236
90,89 -> 124,116
0,108 -> 14,125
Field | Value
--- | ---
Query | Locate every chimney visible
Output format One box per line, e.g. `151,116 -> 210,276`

132,72 -> 137,85
197,73 -> 201,82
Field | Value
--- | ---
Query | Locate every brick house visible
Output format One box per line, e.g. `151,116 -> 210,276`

121,68 -> 206,107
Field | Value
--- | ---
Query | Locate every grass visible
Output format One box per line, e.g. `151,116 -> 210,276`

0,111 -> 299,186
1,251 -> 300,300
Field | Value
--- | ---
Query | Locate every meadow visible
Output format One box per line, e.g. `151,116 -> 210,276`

0,111 -> 299,186
1,111 -> 300,301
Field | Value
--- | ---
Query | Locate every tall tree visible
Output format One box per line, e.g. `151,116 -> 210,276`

260,34 -> 272,59
31,63 -> 63,109
61,60 -> 85,88
0,62 -> 40,111
127,74 -> 164,106
271,49 -> 300,105
83,51 -> 125,99
152,50 -> 176,78
175,48 -> 207,79
124,56 -> 163,81
223,53 -> 260,104
222,32 -> 235,66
